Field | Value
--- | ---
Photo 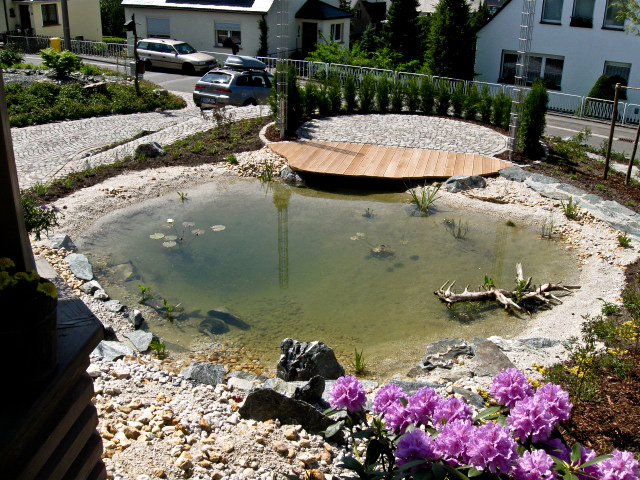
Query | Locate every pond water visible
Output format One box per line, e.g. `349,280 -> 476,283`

79,178 -> 579,378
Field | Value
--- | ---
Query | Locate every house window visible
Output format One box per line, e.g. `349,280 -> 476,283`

499,51 -> 564,89
147,17 -> 170,38
604,61 -> 631,83
603,0 -> 624,28
216,23 -> 242,47
571,0 -> 594,27
541,0 -> 563,23
41,4 -> 58,26
330,23 -> 343,42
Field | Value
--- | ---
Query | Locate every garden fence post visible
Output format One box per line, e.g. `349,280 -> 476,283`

604,83 -> 621,180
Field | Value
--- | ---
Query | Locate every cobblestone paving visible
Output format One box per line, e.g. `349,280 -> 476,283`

12,92 -> 270,189
297,114 -> 509,156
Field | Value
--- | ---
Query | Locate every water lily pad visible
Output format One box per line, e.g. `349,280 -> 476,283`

165,235 -> 178,241
167,218 -> 174,223
356,232 -> 365,238
162,241 -> 177,248
150,233 -> 165,240
182,221 -> 195,228
192,229 -> 205,236
350,236 -> 359,241
210,225 -> 226,232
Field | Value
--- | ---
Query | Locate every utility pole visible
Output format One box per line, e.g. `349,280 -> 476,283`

60,0 -> 71,50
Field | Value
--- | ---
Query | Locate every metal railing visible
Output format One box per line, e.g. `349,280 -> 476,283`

69,39 -> 127,58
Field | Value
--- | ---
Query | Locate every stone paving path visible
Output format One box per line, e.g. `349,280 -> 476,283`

297,114 -> 509,156
12,92 -> 270,189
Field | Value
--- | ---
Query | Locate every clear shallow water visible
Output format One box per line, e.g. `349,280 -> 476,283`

79,178 -> 578,378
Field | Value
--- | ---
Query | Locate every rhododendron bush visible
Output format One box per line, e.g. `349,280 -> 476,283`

323,370 -> 639,480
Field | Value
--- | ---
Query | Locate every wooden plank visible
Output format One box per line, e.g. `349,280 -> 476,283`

303,142 -> 340,172
334,143 -> 366,175
374,147 -> 399,177
323,142 -> 353,174
463,154 -> 475,175
452,153 -> 465,176
482,155 -> 492,176
406,148 -> 425,178
362,146 -> 390,176
441,151 -> 455,177
395,148 -> 418,178
384,147 -> 409,178
343,144 -> 371,175
421,150 -> 438,178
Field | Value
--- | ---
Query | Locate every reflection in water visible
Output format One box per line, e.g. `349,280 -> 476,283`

272,183 -> 292,289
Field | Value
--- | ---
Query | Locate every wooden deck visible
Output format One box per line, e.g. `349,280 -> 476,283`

268,141 -> 511,179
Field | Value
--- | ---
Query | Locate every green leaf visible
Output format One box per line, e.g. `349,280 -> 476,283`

570,443 -> 582,464
398,459 -> 427,471
353,427 -> 375,439
563,473 -> 578,480
466,466 -> 483,477
365,439 -> 383,467
432,463 -> 446,480
399,396 -> 409,406
580,454 -> 613,469
339,456 -> 366,477
324,420 -> 344,439
475,406 -> 502,419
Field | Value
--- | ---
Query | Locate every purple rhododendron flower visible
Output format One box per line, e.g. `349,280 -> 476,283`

395,429 -> 437,469
384,399 -> 413,434
407,386 -> 442,427
596,449 -> 640,480
434,419 -> 475,467
467,421 -> 518,475
432,396 -> 473,428
513,449 -> 558,480
507,395 -> 557,443
373,384 -> 406,415
535,383 -> 572,422
329,375 -> 366,413
490,368 -> 534,409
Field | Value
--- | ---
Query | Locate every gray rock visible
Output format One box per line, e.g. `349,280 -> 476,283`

520,337 -> 563,349
124,330 -> 153,352
280,166 -> 305,185
94,289 -> 110,301
104,300 -> 125,313
528,173 -> 558,185
111,262 -> 137,283
65,253 -> 93,281
276,338 -> 345,381
239,388 -> 339,437
228,377 -> 258,391
293,375 -> 326,405
453,387 -> 486,410
199,317 -> 229,335
47,234 -> 76,251
154,88 -> 168,96
524,179 -> 572,201
420,338 -> 474,371
228,371 -> 269,382
263,377 -> 297,396
128,309 -> 144,329
180,363 -> 226,386
135,142 -> 165,158
443,175 -> 487,193
93,340 -> 135,361
80,280 -> 102,295
581,194 -> 603,205
499,166 -> 531,182
389,378 -> 441,396
472,339 -> 515,377
557,183 -> 587,196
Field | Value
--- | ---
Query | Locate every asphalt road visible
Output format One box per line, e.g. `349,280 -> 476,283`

23,54 -> 640,158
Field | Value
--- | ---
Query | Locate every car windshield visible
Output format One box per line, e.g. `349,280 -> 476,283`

174,43 -> 197,55
201,72 -> 232,84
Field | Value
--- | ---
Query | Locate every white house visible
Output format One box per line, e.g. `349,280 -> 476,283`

474,0 -> 640,104
122,0 -> 351,58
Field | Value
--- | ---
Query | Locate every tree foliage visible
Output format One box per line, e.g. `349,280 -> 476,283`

613,0 -> 639,35
100,0 -> 126,37
587,74 -> 627,100
257,18 -> 268,57
384,0 -> 423,64
519,79 -> 549,157
426,0 -> 475,79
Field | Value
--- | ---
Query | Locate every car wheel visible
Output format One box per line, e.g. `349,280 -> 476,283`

243,98 -> 257,106
182,63 -> 195,75
145,59 -> 152,71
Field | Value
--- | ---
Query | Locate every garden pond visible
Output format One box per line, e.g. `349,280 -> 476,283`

79,178 -> 579,378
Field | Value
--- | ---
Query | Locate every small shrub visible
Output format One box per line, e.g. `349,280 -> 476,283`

450,82 -> 466,117
505,220 -> 516,227
21,195 -> 61,241
226,153 -> 238,165
390,81 -> 405,113
303,82 -> 319,117
40,48 -> 82,77
326,76 -> 342,115
519,79 -> 549,157
435,81 -> 451,116
419,77 -> 435,114
343,76 -> 357,112
618,231 -> 632,248
316,86 -> 331,116
479,86 -> 493,124
79,64 -> 105,75
561,196 -> 580,220
492,90 -> 512,130
358,75 -> 376,113
464,85 -> 481,120
0,44 -> 25,67
375,76 -> 391,113
405,78 -> 419,112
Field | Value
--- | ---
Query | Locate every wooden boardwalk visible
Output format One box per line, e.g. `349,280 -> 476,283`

268,141 -> 511,180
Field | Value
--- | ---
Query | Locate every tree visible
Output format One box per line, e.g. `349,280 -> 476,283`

519,78 -> 549,158
257,17 -> 268,57
426,0 -> 475,79
384,0 -> 423,64
613,0 -> 640,35
470,1 -> 492,33
100,0 -> 126,38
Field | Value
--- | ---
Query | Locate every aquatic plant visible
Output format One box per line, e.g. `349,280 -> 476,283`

259,160 -> 275,182
137,284 -> 153,304
351,348 -> 367,376
177,191 -> 189,202
149,337 -> 166,358
444,218 -> 469,239
483,274 -> 495,289
541,218 -> 554,239
162,298 -> 180,322
362,208 -> 375,219
409,184 -> 441,215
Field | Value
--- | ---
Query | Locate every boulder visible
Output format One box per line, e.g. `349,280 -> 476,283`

420,338 -> 474,371
179,363 -> 226,386
111,262 -> 137,283
499,166 -> 531,183
239,388 -> 338,437
452,387 -> 486,410
389,378 -> 440,396
128,309 -> 144,329
104,300 -> 125,313
443,175 -> 487,193
293,375 -> 326,405
280,166 -> 305,185
227,371 -> 268,392
47,233 -> 76,251
135,142 -> 165,158
80,280 -> 102,295
93,340 -> 135,361
263,377 -> 298,396
124,330 -> 153,352
94,289 -> 110,301
65,253 -> 93,281
276,338 -> 345,382
472,339 -> 515,377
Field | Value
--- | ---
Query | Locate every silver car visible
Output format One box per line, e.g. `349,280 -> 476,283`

193,56 -> 274,108
137,38 -> 217,75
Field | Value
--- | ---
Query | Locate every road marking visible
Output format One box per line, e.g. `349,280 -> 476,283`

547,125 -> 608,138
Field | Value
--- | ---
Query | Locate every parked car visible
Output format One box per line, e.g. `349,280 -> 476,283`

137,38 -> 217,74
193,55 -> 274,108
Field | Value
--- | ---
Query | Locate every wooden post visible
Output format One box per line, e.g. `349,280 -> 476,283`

626,122 -> 640,185
60,0 -> 71,50
0,67 -> 35,272
604,83 -> 621,180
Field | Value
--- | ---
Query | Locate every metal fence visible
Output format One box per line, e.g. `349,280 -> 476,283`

4,36 -> 639,125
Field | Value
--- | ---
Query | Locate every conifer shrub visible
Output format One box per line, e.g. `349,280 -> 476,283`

519,78 -> 549,158
343,75 -> 357,112
390,81 -> 405,113
435,81 -> 451,115
450,82 -> 466,117
492,90 -> 512,130
375,76 -> 391,113
304,82 -> 319,117
464,84 -> 481,120
419,77 -> 435,114
405,78 -> 420,113
479,86 -> 493,124
359,74 -> 376,113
